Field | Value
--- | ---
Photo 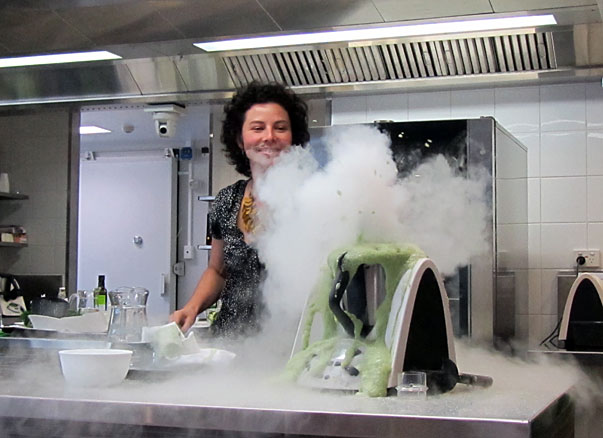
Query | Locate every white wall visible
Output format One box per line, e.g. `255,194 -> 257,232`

331,80 -> 603,347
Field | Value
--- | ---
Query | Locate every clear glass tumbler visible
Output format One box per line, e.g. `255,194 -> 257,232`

396,371 -> 428,399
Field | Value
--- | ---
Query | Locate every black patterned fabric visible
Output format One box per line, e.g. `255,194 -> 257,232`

209,179 -> 264,335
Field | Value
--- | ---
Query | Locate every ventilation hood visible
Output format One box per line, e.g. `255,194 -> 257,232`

0,23 -> 602,107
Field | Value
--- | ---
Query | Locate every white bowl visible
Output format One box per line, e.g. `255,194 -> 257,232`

59,349 -> 132,387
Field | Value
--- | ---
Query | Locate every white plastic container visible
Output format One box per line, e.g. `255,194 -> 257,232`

58,349 -> 132,387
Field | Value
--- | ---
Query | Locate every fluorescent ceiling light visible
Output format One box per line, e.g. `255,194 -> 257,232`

0,51 -> 121,68
80,126 -> 111,135
195,14 -> 556,52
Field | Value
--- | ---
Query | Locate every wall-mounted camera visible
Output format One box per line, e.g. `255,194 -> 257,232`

153,112 -> 179,138
144,104 -> 186,138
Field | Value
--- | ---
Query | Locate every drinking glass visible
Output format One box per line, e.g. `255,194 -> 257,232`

396,371 -> 428,399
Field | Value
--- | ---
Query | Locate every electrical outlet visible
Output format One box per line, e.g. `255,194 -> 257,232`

183,245 -> 194,260
574,249 -> 600,268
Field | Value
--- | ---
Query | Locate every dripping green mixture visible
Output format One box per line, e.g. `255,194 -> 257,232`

284,242 -> 424,397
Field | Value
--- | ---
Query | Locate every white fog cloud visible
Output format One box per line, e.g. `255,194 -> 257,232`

254,125 -> 489,343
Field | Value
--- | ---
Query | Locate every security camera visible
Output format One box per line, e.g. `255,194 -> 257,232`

156,120 -> 170,137
153,112 -> 179,138
144,104 -> 186,138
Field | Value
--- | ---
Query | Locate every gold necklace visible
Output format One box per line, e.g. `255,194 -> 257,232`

241,191 -> 256,233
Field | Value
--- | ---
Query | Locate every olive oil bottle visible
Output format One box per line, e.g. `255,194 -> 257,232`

94,275 -> 107,310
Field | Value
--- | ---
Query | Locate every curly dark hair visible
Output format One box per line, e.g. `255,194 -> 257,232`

221,81 -> 310,177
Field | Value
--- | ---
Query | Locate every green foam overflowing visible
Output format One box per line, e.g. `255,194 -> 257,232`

285,242 -> 425,397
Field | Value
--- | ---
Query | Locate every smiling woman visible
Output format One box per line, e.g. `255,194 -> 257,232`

170,82 -> 310,336
221,81 -> 310,177
240,102 -> 293,175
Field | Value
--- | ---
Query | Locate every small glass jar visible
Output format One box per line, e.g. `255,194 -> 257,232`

396,371 -> 428,399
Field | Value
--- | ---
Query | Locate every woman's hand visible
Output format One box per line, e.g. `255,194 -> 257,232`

170,306 -> 199,333
169,239 -> 226,333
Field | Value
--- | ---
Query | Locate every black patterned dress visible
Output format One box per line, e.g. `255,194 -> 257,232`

208,179 -> 265,335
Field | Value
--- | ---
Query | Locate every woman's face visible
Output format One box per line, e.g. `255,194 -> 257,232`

240,102 -> 292,172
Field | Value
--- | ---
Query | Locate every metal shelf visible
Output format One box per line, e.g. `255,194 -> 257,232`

0,193 -> 28,247
0,242 -> 28,248
0,192 -> 28,200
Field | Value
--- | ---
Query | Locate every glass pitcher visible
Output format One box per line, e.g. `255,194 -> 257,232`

68,290 -> 96,313
107,286 -> 149,343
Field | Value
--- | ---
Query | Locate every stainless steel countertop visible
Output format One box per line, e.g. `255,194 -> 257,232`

0,336 -> 576,438
0,393 -> 573,438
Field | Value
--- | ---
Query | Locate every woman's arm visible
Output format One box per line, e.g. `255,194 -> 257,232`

170,238 -> 225,332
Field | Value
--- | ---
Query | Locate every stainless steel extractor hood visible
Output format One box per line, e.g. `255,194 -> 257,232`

0,23 -> 602,107
223,30 -> 561,87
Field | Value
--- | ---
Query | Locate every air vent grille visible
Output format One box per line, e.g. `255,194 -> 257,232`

223,32 -> 556,87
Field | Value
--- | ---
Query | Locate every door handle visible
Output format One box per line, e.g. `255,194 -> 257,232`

159,273 -> 167,296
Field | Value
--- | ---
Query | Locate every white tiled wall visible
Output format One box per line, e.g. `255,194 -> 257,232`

332,80 -> 603,347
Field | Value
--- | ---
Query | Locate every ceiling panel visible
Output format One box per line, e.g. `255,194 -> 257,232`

155,0 -> 279,39
8,0 -> 140,8
0,0 -> 600,60
490,0 -> 597,12
0,7 -> 91,55
542,6 -> 602,25
371,0 -> 493,22
0,0 -> 602,106
55,3 -> 183,45
258,0 -> 384,30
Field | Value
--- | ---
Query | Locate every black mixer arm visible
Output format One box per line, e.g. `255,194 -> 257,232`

424,358 -> 494,394
328,252 -> 356,338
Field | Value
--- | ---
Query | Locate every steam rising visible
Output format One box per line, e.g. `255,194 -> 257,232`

3,126 -> 602,433
255,125 -> 489,339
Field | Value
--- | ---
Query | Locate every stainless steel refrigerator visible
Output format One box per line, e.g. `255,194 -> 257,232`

310,117 -> 528,346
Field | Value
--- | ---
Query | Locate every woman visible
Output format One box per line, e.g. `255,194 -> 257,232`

170,82 -> 310,335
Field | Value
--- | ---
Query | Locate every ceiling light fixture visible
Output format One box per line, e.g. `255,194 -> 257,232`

0,51 -> 121,68
80,126 -> 111,135
194,14 -> 556,52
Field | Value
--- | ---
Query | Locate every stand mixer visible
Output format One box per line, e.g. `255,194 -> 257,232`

286,243 -> 492,396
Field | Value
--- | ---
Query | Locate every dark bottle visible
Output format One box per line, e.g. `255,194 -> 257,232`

94,275 -> 107,310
